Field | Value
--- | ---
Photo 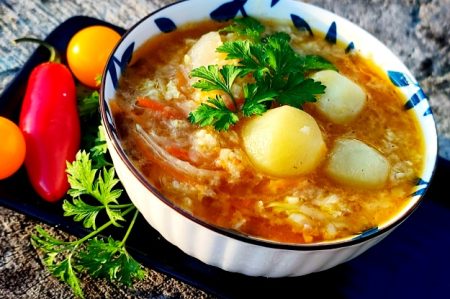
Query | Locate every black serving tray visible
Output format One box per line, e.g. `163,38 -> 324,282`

1,16 -> 450,299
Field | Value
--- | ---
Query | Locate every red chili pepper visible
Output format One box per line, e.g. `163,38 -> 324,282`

17,38 -> 80,202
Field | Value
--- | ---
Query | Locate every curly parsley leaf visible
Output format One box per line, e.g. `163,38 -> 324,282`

94,166 -> 123,206
32,205 -> 142,298
297,55 -> 337,72
31,226 -> 84,298
65,151 -> 125,228
51,258 -> 84,298
62,198 -> 103,229
217,40 -> 265,77
78,91 -> 99,118
89,125 -> 112,169
78,237 -> 145,286
188,95 -> 239,131
277,77 -> 326,107
66,151 -> 97,198
220,16 -> 265,40
242,84 -> 277,117
191,64 -> 242,100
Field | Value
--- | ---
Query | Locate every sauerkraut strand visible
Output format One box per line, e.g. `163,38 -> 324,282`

135,124 -> 223,180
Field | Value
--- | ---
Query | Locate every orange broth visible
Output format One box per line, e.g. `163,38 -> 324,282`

111,19 -> 424,244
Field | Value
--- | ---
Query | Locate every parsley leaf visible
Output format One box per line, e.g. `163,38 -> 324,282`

297,55 -> 337,72
66,151 -> 97,198
242,84 -> 277,117
31,227 -> 84,298
277,77 -> 326,107
217,40 -> 262,77
263,33 -> 302,75
188,95 -> 239,131
89,125 -> 112,169
191,64 -> 242,102
31,204 -> 141,298
51,258 -> 83,298
218,31 -> 329,107
62,197 -> 103,229
64,151 -> 125,228
78,237 -> 145,286
78,91 -> 99,118
220,16 -> 265,40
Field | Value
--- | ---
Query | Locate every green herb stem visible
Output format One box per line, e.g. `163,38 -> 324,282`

120,209 -> 140,246
110,203 -> 134,209
75,206 -> 136,245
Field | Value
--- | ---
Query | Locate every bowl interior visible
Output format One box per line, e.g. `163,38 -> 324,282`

100,0 -> 438,247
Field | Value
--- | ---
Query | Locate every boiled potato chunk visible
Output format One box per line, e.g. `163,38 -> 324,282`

326,139 -> 390,189
186,31 -> 231,102
241,106 -> 326,177
311,70 -> 366,124
186,31 -> 227,70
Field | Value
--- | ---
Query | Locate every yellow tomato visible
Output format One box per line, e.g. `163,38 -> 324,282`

0,117 -> 26,179
67,25 -> 121,88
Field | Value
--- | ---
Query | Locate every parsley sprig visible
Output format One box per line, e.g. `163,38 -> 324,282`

31,94 -> 145,298
188,95 -> 239,131
220,16 -> 265,40
191,64 -> 242,109
77,90 -> 100,118
188,65 -> 242,130
188,17 -> 336,131
63,151 -> 128,229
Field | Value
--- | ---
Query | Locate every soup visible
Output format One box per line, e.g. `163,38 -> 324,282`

110,18 -> 424,244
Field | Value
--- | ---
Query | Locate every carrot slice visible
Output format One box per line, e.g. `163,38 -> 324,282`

135,97 -> 185,119
166,145 -> 190,161
135,97 -> 166,112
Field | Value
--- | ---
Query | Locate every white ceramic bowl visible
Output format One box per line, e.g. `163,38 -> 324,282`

100,0 -> 438,277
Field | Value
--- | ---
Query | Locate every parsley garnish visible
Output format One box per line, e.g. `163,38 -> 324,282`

31,125 -> 145,298
78,90 -> 99,118
63,151 -> 125,229
188,17 -> 336,130
188,95 -> 239,131
241,83 -> 277,116
78,236 -> 144,285
88,125 -> 112,169
77,89 -> 112,168
191,64 -> 242,109
219,16 -> 265,40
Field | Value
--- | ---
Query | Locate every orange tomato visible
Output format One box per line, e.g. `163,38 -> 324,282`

0,116 -> 26,179
67,25 -> 121,88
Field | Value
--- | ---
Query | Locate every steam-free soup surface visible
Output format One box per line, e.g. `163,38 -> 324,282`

111,20 -> 424,244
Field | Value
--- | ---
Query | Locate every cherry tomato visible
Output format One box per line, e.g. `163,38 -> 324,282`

0,116 -> 26,179
67,25 -> 120,88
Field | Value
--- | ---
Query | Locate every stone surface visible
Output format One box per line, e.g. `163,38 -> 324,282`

0,0 -> 449,298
